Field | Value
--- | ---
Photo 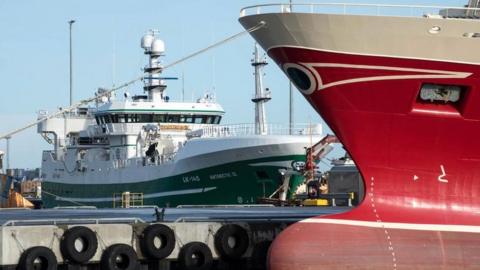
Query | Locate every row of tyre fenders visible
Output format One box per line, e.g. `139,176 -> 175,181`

17,223 -> 261,270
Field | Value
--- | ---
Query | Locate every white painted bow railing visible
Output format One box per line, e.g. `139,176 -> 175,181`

240,3 -> 480,19
190,123 -> 322,138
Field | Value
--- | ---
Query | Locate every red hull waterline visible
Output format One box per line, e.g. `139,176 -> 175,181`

240,10 -> 480,270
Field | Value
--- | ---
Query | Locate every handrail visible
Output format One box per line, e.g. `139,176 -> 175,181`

2,217 -> 145,227
188,123 -> 322,138
53,206 -> 97,209
240,3 -> 480,18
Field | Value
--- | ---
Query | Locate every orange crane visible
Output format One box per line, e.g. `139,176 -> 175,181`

304,134 -> 339,179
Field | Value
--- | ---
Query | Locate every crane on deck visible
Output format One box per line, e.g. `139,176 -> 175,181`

259,134 -> 339,206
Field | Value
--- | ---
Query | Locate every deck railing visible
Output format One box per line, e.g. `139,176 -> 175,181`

189,123 -> 322,138
37,107 -> 96,119
240,3 -> 480,19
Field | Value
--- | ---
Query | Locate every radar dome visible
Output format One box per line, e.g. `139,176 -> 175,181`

141,34 -> 154,49
151,39 -> 165,54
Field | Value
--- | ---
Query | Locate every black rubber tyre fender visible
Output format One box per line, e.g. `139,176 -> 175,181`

60,226 -> 98,264
178,242 -> 213,270
100,244 -> 138,270
214,224 -> 249,260
140,224 -> 175,260
18,246 -> 57,270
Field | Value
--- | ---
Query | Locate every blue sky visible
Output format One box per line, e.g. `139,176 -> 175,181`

0,0 -> 468,169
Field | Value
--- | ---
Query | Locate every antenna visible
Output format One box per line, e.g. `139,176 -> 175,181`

68,19 -> 75,106
5,136 -> 10,171
182,70 -> 185,102
211,23 -> 216,93
112,31 -> 116,87
181,21 -> 186,102
212,56 -> 216,92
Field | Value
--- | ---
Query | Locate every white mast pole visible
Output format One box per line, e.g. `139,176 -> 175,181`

252,44 -> 270,135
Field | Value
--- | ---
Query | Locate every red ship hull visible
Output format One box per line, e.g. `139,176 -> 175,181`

265,47 -> 480,269
271,220 -> 480,269
239,7 -> 480,268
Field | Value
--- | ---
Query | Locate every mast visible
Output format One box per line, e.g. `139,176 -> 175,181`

141,30 -> 167,102
468,0 -> 480,8
251,43 -> 271,135
466,0 -> 480,17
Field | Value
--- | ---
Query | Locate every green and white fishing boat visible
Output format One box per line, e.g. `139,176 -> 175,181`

38,31 -> 321,208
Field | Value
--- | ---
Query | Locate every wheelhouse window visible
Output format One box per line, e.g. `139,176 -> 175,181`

153,114 -> 165,123
194,117 -> 203,124
127,114 -> 136,123
96,113 -> 222,124
137,114 -> 153,123
166,115 -> 180,123
205,116 -> 214,124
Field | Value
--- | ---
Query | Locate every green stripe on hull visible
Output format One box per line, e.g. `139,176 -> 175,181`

42,155 -> 305,208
